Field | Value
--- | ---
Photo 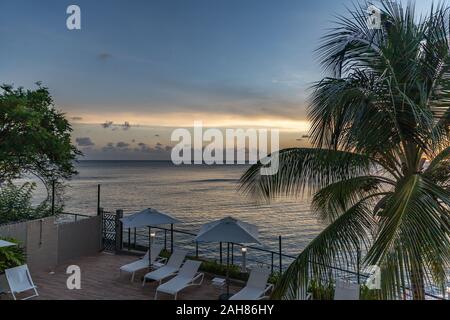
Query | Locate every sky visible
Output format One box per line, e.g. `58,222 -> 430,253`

0,0 -> 432,160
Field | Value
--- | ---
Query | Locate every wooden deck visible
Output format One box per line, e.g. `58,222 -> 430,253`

14,253 -> 242,300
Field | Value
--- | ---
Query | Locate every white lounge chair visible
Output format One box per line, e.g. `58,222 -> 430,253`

119,245 -> 164,282
229,266 -> 273,300
142,250 -> 188,286
334,279 -> 360,300
5,264 -> 39,300
155,260 -> 204,300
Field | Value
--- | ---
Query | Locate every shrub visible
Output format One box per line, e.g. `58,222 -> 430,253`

308,279 -> 335,300
0,237 -> 26,273
268,271 -> 281,285
159,249 -> 277,283
198,259 -> 245,280
0,182 -> 55,225
306,279 -> 381,300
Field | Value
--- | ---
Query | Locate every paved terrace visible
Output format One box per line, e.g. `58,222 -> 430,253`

3,253 -> 243,300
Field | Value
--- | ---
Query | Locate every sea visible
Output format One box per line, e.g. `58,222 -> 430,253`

26,161 -> 325,267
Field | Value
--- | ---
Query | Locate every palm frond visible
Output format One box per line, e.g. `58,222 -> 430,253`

365,174 -> 450,297
272,199 -> 376,299
239,148 -> 375,202
424,146 -> 450,187
312,175 -> 393,223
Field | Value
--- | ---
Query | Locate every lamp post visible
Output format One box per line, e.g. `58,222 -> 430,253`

150,232 -> 156,245
148,230 -> 156,265
241,247 -> 247,272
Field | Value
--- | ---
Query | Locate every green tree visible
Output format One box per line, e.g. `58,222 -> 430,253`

240,1 -> 449,300
0,84 -> 80,213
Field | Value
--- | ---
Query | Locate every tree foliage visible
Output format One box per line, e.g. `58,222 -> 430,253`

0,84 -> 79,223
0,83 -> 80,186
0,182 -> 55,225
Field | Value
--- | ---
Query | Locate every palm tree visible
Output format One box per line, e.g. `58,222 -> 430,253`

240,0 -> 449,300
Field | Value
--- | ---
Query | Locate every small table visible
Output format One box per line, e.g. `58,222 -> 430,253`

152,262 -> 165,269
212,277 -> 226,289
212,278 -> 234,300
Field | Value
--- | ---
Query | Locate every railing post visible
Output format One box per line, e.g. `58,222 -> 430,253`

356,247 -> 361,284
231,243 -> 234,265
279,235 -> 282,274
196,242 -> 199,258
115,209 -> 123,253
271,252 -> 274,274
97,184 -> 101,216
99,207 -> 104,249
170,224 -> 174,253
220,242 -> 223,265
128,228 -> 131,251
164,229 -> 167,250
133,228 -> 137,248
51,180 -> 56,215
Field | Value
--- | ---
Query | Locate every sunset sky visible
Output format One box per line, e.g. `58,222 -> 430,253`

0,0 -> 430,159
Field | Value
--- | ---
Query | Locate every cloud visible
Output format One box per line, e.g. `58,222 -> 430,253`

116,142 -> 130,148
71,116 -> 83,121
75,137 -> 95,147
271,73 -> 308,87
97,53 -> 112,61
100,120 -> 133,131
137,142 -> 152,153
136,142 -> 172,154
102,121 -> 114,129
102,143 -> 115,152
67,72 -> 309,124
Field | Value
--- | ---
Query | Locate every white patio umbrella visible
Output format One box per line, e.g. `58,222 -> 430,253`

120,208 -> 182,265
0,240 -> 16,248
195,216 -> 261,299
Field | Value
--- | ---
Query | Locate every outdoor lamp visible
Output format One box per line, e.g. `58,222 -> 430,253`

241,247 -> 247,272
150,232 -> 156,244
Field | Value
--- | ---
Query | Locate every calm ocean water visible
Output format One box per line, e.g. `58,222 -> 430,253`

29,161 -> 324,260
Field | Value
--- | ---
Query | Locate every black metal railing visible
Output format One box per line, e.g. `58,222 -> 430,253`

56,212 -> 92,222
120,226 -> 285,269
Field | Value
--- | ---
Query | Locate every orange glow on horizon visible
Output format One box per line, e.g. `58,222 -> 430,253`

70,112 -> 311,132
